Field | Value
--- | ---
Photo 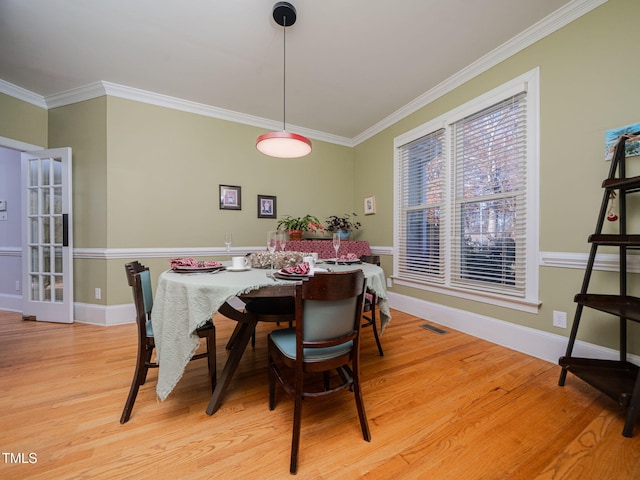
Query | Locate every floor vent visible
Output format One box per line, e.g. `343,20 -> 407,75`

420,323 -> 448,335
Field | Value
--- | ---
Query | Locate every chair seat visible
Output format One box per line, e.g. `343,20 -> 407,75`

270,327 -> 353,361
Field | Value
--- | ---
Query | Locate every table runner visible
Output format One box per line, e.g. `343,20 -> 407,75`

284,240 -> 371,259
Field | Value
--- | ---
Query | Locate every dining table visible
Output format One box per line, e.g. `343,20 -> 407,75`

151,259 -> 390,414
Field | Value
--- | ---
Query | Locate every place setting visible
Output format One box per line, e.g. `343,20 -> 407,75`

273,255 -> 328,280
324,253 -> 362,265
169,257 -> 226,274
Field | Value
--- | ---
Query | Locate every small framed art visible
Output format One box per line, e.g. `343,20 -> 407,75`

257,194 -> 277,218
605,122 -> 640,161
364,195 -> 376,215
219,185 -> 241,210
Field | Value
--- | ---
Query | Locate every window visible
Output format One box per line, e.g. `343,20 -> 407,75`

394,70 -> 539,312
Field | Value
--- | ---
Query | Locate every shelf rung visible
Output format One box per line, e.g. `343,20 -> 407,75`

574,294 -> 640,323
559,356 -> 638,407
588,234 -> 640,246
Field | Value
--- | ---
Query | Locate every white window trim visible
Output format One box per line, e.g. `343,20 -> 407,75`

393,68 -> 540,313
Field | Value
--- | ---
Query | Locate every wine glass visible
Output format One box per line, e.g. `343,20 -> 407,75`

224,232 -> 233,253
332,232 -> 340,265
267,230 -> 278,277
276,230 -> 287,252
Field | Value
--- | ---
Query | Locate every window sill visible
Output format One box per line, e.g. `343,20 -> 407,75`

392,277 -> 541,314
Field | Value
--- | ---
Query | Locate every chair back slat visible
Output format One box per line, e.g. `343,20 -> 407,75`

296,270 -> 366,354
139,269 -> 154,315
125,262 -> 153,339
302,298 -> 357,342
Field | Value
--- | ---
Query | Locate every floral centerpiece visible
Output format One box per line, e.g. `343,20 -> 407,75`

277,214 -> 324,240
325,213 -> 361,239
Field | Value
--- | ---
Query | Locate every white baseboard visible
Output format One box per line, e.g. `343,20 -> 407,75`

0,296 -> 135,325
387,292 -> 640,365
0,293 -> 21,312
73,302 -> 135,326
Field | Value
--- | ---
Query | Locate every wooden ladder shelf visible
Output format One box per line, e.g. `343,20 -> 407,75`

558,130 -> 640,437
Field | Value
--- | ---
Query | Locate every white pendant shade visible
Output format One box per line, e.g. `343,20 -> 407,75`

256,131 -> 312,158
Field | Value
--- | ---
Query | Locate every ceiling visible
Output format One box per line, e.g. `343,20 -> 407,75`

0,0 -> 590,143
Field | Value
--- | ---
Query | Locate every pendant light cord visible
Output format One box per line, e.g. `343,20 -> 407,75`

282,16 -> 287,132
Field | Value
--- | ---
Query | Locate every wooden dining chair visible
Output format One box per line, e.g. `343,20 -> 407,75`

360,255 -> 384,356
120,261 -> 216,424
267,270 -> 370,474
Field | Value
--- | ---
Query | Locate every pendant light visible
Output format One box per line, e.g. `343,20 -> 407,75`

256,2 -> 312,158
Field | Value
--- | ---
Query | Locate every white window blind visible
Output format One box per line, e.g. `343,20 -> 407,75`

451,92 -> 527,296
397,129 -> 446,284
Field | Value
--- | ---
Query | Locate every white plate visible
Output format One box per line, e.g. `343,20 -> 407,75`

324,258 -> 361,264
226,266 -> 251,272
171,265 -> 224,273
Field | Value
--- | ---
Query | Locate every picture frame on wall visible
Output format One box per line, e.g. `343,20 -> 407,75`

219,184 -> 241,210
257,194 -> 277,218
605,122 -> 640,161
364,195 -> 376,215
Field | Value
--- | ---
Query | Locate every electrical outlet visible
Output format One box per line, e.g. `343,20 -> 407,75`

553,310 -> 567,328
386,277 -> 393,288
95,288 -> 101,300
15,280 -> 20,291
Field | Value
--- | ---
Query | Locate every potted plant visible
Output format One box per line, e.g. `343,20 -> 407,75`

325,213 -> 361,240
277,214 -> 324,240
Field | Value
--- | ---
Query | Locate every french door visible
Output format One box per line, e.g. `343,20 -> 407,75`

21,148 -> 73,323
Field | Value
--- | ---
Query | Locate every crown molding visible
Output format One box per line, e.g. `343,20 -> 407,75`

351,0 -> 607,145
43,80 -> 353,147
44,81 -> 107,108
0,79 -> 47,109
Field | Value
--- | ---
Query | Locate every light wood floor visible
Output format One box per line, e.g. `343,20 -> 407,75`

1,308 -> 640,479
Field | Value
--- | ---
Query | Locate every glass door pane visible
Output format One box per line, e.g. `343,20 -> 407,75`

27,157 -> 64,304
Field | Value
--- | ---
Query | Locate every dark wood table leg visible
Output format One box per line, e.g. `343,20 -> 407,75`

206,302 -> 258,415
226,322 -> 243,349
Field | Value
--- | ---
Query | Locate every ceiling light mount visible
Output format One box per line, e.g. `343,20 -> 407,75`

272,1 -> 297,27
256,1 -> 312,159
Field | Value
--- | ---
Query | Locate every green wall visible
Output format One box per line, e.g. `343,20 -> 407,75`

48,98 -> 109,305
0,93 -> 47,147
105,97 -> 355,249
353,0 -> 640,349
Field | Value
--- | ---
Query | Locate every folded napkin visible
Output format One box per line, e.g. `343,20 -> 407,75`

170,257 -> 222,269
339,253 -> 359,261
280,262 -> 311,275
